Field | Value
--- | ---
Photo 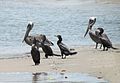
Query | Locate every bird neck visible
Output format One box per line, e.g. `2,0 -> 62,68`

98,28 -> 104,36
89,26 -> 93,31
99,33 -> 102,36
57,38 -> 62,44
99,31 -> 104,36
99,31 -> 103,36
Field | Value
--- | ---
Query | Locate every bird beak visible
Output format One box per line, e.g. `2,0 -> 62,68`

84,25 -> 89,37
22,24 -> 33,42
22,40 -> 24,43
54,35 -> 58,37
84,17 -> 96,37
22,25 -> 32,43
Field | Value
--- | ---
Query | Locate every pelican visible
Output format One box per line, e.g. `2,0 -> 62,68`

31,38 -> 40,65
97,28 -> 118,51
22,22 -> 54,48
84,17 -> 102,49
55,35 -> 77,59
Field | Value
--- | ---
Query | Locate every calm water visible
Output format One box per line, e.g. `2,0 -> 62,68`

0,0 -> 120,58
0,72 -> 108,83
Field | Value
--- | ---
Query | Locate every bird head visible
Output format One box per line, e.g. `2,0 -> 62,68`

97,28 -> 104,35
84,17 -> 96,37
27,21 -> 34,31
22,21 -> 34,42
55,35 -> 62,39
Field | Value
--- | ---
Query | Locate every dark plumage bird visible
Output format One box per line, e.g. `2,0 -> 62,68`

84,17 -> 102,49
97,28 -> 118,51
41,35 -> 61,58
22,22 -> 53,48
31,38 -> 40,65
56,35 -> 77,59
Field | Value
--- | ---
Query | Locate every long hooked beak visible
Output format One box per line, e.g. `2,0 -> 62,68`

54,35 -> 58,37
22,28 -> 29,43
22,40 -> 24,43
84,17 -> 96,37
22,22 -> 34,43
84,25 -> 89,37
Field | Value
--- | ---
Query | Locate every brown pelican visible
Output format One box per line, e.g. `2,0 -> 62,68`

31,38 -> 40,65
97,28 -> 118,51
22,22 -> 54,48
84,17 -> 102,49
55,35 -> 77,59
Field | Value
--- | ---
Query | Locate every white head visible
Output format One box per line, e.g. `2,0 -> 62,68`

27,21 -> 34,29
88,17 -> 96,27
89,17 -> 96,21
84,17 -> 97,37
28,21 -> 33,25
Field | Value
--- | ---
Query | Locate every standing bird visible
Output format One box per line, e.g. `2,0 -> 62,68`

55,35 -> 77,59
97,28 -> 118,51
22,22 -> 54,48
31,38 -> 40,65
41,35 -> 61,58
84,17 -> 102,49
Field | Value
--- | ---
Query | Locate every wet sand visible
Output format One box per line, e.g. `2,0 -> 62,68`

0,45 -> 120,83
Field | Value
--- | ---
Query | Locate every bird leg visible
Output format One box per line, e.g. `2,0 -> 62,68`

61,54 -> 66,59
103,46 -> 106,51
106,48 -> 108,51
61,53 -> 64,59
95,43 -> 98,49
35,63 -> 40,65
64,55 -> 66,59
45,54 -> 48,58
100,44 -> 102,49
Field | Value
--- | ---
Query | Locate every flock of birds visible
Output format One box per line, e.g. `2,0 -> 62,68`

22,17 -> 118,65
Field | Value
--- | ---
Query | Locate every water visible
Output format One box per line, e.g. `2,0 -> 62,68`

0,72 -> 108,83
0,0 -> 120,58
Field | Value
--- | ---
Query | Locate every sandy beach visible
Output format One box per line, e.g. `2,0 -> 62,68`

0,45 -> 119,83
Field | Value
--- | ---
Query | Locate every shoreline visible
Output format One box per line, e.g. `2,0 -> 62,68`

0,44 -> 120,59
0,45 -> 120,83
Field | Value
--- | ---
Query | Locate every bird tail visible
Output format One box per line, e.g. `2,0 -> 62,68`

112,46 -> 118,50
53,54 -> 61,57
69,52 -> 77,55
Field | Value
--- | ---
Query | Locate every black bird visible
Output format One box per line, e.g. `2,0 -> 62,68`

41,35 -> 61,58
84,17 -> 102,49
31,38 -> 40,65
97,28 -> 118,51
22,22 -> 53,48
55,35 -> 77,59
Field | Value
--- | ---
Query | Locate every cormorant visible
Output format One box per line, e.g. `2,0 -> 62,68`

55,35 -> 77,59
41,35 -> 61,58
